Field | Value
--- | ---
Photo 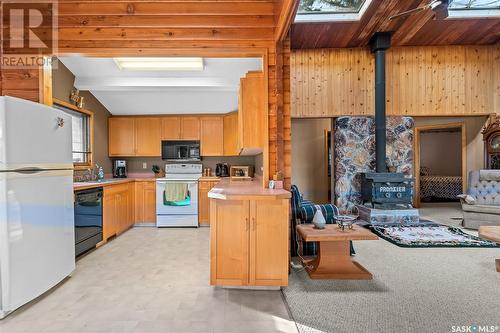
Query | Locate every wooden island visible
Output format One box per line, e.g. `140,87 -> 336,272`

208,179 -> 291,287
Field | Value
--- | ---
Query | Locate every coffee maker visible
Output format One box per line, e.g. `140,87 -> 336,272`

113,160 -> 127,178
215,163 -> 229,177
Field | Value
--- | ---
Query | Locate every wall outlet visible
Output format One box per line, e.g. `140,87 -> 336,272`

142,162 -> 147,169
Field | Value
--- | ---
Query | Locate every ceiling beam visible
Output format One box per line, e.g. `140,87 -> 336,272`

274,0 -> 299,42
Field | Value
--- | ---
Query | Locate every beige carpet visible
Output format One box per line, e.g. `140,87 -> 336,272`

283,217 -> 500,333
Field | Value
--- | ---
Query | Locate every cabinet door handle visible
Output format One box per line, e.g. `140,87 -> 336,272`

245,217 -> 249,231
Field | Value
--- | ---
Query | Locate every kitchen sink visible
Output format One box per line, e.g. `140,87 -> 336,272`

74,179 -> 120,186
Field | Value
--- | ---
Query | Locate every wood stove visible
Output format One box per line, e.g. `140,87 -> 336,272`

361,172 -> 413,208
359,33 -> 414,209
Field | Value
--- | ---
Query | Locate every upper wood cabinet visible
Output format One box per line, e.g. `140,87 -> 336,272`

181,117 -> 200,140
109,118 -> 135,156
200,116 -> 223,156
162,117 -> 181,140
135,117 -> 161,156
109,117 -> 161,157
238,71 -> 266,153
223,112 -> 239,156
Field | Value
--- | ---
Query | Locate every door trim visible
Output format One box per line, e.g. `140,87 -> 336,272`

413,122 -> 467,208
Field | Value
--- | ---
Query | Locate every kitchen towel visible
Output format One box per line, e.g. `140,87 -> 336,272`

164,183 -> 188,202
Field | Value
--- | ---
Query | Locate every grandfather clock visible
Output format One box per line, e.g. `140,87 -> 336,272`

482,118 -> 500,169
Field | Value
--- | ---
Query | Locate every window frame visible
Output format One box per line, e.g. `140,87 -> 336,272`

53,98 -> 94,170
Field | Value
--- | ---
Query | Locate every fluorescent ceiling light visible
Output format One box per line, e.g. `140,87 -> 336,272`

114,57 -> 204,71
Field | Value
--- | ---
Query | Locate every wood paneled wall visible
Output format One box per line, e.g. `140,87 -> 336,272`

291,45 -> 500,118
0,69 -> 42,102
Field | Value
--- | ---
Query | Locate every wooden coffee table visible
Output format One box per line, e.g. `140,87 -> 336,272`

296,224 -> 378,280
478,226 -> 500,272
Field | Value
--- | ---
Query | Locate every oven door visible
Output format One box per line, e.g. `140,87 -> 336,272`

156,180 -> 198,215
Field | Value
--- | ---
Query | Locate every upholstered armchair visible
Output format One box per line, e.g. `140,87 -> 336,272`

291,185 -> 354,257
460,170 -> 500,229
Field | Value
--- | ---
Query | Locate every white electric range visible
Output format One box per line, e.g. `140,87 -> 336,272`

156,163 -> 202,227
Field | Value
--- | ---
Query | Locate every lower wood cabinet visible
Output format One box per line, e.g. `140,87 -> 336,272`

135,181 -> 156,224
198,180 -> 219,226
103,182 -> 134,241
210,198 -> 289,287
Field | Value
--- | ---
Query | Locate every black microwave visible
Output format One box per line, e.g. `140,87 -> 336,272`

161,140 -> 200,161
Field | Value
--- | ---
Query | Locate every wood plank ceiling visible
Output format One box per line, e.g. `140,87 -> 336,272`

291,0 -> 500,49
56,0 -> 282,50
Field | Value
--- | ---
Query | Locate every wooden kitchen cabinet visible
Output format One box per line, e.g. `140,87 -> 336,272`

210,199 -> 250,286
238,71 -> 266,152
135,181 -> 156,224
200,117 -> 223,156
109,118 -> 135,156
103,183 -> 134,241
109,117 -> 160,157
249,200 -> 289,285
162,117 -> 181,140
181,117 -> 200,140
198,180 -> 219,226
223,112 -> 239,156
135,117 -> 161,156
210,198 -> 289,287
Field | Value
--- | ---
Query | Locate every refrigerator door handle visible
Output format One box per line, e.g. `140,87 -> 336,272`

13,167 -> 45,174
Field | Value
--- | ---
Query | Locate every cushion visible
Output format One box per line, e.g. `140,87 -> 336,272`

479,169 -> 500,182
301,203 -> 339,224
462,203 -> 500,215
458,194 -> 476,205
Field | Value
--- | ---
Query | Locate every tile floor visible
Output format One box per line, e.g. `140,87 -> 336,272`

0,227 -> 298,333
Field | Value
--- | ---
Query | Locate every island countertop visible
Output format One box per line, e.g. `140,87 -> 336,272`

208,178 -> 290,200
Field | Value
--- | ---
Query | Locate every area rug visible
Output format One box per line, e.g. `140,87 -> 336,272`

364,222 -> 500,248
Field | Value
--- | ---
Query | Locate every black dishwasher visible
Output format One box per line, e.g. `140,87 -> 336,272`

74,188 -> 103,256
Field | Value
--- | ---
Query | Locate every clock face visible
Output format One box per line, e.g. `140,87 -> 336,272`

491,135 -> 500,150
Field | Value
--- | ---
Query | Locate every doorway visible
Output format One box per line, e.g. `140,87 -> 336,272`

414,122 -> 467,207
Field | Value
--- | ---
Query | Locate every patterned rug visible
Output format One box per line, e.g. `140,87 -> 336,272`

365,222 -> 500,248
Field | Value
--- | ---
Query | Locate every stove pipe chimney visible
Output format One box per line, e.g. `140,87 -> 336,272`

370,32 -> 391,173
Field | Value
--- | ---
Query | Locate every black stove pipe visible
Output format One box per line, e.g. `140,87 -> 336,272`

370,32 -> 391,173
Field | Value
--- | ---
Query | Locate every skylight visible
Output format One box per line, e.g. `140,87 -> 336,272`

448,0 -> 500,18
449,0 -> 500,9
295,0 -> 372,22
114,57 -> 204,71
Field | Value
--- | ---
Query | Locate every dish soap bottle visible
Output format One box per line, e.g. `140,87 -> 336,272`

96,164 -> 105,181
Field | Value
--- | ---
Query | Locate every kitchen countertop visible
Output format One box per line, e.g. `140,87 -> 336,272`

199,176 -> 221,181
73,178 -> 156,191
208,178 -> 290,200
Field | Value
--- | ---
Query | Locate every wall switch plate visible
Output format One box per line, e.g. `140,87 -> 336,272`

142,162 -> 147,169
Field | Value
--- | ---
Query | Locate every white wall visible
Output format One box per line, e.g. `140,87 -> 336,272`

420,131 -> 462,176
291,118 -> 331,203
414,116 -> 488,176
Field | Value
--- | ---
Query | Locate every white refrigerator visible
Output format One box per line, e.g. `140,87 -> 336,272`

0,96 -> 75,319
